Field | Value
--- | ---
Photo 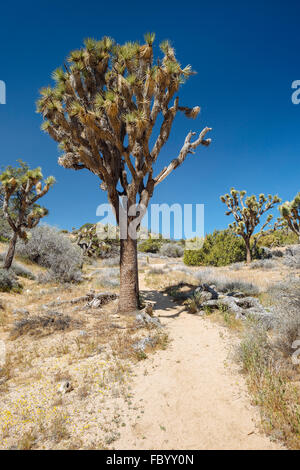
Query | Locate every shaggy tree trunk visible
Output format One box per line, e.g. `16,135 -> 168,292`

4,232 -> 17,269
245,239 -> 252,264
118,235 -> 139,313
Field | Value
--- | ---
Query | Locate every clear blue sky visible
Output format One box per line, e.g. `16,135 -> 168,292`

0,0 -> 299,237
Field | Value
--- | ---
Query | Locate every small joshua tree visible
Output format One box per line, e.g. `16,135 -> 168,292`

76,224 -> 107,257
37,34 -> 211,313
279,192 -> 300,242
220,188 -> 281,263
0,165 -> 55,269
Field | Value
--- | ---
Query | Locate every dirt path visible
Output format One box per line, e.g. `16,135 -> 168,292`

117,290 -> 282,450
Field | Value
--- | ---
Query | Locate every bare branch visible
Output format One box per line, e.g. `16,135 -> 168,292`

154,127 -> 212,186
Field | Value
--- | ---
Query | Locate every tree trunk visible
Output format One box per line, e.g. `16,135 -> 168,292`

245,239 -> 252,264
118,235 -> 139,314
4,232 -> 18,270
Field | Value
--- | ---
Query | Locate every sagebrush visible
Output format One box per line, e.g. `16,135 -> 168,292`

16,225 -> 83,282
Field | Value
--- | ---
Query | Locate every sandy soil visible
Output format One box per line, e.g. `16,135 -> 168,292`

117,289 -> 282,450
0,252 -> 290,449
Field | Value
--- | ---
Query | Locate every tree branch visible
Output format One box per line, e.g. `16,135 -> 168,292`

154,127 -> 212,186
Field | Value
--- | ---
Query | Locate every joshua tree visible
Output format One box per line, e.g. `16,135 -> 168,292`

37,34 -> 211,313
279,192 -> 300,242
220,188 -> 281,263
0,165 -> 55,269
0,160 -> 30,240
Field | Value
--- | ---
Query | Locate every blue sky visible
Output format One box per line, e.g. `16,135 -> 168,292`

0,0 -> 299,237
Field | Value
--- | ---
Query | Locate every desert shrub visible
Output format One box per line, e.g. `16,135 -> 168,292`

0,211 -> 11,241
250,259 -> 276,270
267,280 -> 300,356
169,265 -> 193,275
194,270 -> 259,295
10,312 -> 76,339
101,256 -> 119,267
256,229 -> 298,248
228,262 -> 244,270
184,230 -> 247,266
0,268 -> 22,292
159,243 -> 184,258
237,282 -> 300,449
184,292 -> 204,313
138,238 -> 163,253
16,225 -> 83,283
148,266 -> 166,275
98,277 -> 120,287
97,267 -> 120,287
0,253 -> 35,279
11,263 -> 35,279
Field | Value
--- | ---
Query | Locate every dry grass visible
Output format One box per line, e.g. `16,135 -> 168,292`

238,322 -> 300,449
0,252 -> 169,449
0,247 -> 299,449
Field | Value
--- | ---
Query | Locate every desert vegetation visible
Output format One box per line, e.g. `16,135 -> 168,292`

0,162 -> 55,270
0,29 -> 299,451
37,33 -> 211,313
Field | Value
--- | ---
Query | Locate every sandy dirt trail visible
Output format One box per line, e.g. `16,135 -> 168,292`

117,289 -> 282,450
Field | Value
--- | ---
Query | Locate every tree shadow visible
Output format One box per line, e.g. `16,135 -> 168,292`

141,282 -> 195,319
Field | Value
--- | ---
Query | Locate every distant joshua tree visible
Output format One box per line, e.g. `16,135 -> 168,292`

279,192 -> 300,242
0,164 -> 55,269
220,188 -> 281,263
37,33 -> 211,313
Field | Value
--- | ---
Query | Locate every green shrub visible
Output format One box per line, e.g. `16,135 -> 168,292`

256,229 -> 298,248
184,229 -> 247,267
138,238 -> 163,253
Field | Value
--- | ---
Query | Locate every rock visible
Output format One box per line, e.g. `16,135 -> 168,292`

227,291 -> 245,298
13,308 -> 29,316
285,245 -> 300,257
133,336 -> 157,352
136,311 -> 162,328
58,380 -> 73,394
195,284 -> 218,301
202,295 -> 273,325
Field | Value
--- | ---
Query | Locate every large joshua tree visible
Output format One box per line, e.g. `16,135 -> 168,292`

0,165 -> 55,269
220,188 -> 281,263
279,192 -> 300,242
37,34 -> 211,313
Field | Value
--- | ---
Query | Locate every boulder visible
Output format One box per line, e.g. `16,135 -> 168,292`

136,311 -> 162,328
194,284 -> 218,301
